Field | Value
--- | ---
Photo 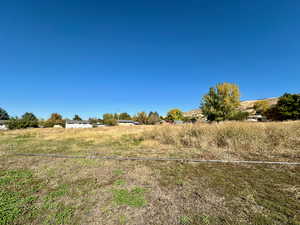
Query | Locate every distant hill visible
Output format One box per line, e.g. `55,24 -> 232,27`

239,97 -> 278,114
183,97 -> 278,118
182,109 -> 204,119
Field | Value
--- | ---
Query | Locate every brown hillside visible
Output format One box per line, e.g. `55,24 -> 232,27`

239,97 -> 278,114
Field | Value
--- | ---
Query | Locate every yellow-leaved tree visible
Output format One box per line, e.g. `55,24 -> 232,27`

201,83 -> 244,121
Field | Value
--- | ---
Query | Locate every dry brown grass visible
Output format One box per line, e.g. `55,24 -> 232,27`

140,121 -> 300,161
0,125 -> 150,142
1,121 -> 300,161
0,123 -> 300,224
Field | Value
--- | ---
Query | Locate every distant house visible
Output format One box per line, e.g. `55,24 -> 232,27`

183,109 -> 205,121
117,120 -> 139,126
94,122 -> 105,127
0,120 -> 8,130
247,115 -> 266,122
65,120 -> 93,128
95,124 -> 106,127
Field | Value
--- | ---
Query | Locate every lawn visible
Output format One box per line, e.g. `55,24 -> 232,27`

0,122 -> 299,225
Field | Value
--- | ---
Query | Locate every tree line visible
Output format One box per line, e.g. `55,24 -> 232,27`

1,82 -> 299,129
0,108 -> 188,129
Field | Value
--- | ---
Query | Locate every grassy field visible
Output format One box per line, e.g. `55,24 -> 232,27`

0,122 -> 299,225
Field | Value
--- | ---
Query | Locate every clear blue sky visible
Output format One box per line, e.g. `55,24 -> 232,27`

1,0 -> 299,119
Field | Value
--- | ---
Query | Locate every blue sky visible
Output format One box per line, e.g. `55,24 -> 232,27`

1,0 -> 299,119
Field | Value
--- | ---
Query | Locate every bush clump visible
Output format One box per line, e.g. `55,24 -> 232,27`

7,113 -> 38,130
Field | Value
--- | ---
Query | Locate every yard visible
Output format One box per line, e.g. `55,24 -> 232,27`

0,122 -> 299,225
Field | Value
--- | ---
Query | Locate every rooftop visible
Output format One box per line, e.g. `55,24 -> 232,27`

117,120 -> 140,125
66,120 -> 91,124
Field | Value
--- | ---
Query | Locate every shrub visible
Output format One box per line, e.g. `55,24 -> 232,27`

20,113 -> 39,128
7,117 -> 21,129
7,113 -> 38,129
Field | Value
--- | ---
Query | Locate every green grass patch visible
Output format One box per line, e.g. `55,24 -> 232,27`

0,169 -> 81,225
179,215 -> 192,225
113,169 -> 125,176
114,179 -> 126,186
42,202 -> 75,225
0,190 -> 38,225
0,170 -> 40,225
112,187 -> 147,207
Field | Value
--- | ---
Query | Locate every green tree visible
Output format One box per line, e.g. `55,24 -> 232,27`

103,113 -> 117,126
88,117 -> 103,124
166,109 -> 183,121
8,113 -> 38,129
0,107 -> 9,120
118,112 -> 131,120
201,83 -> 241,121
253,100 -> 270,115
134,112 -> 148,124
201,87 -> 223,121
21,112 -> 39,128
265,93 -> 300,121
50,113 -> 63,121
113,113 -> 119,120
44,113 -> 65,127
148,112 -> 160,124
73,115 -> 82,121
264,105 -> 280,121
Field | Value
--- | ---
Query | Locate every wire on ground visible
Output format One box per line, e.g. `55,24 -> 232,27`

9,153 -> 300,165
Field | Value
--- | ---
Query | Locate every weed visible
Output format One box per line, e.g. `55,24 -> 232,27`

179,215 -> 192,225
198,214 -> 210,225
114,179 -> 126,186
113,169 -> 125,176
118,215 -> 127,224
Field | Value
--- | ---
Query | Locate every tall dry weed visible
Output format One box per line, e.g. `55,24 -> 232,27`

141,121 -> 300,160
